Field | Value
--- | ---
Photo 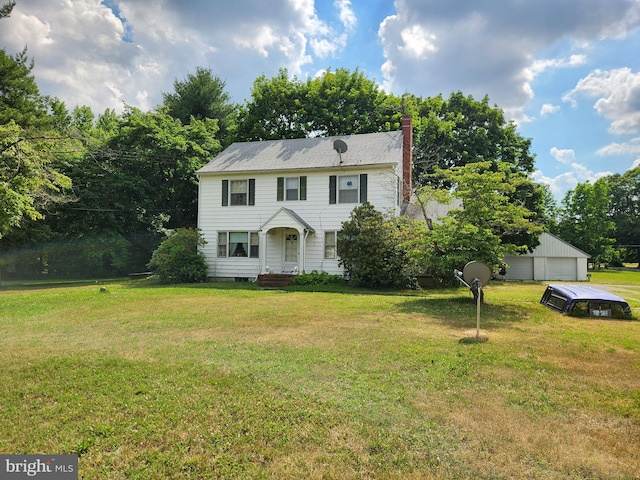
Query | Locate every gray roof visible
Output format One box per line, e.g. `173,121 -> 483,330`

197,130 -> 403,174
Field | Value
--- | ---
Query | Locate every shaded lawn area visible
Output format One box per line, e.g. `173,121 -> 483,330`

1,276 -> 639,479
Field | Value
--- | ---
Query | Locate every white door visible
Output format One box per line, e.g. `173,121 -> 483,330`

283,233 -> 298,272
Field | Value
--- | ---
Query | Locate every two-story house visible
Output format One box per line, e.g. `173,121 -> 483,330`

196,115 -> 413,281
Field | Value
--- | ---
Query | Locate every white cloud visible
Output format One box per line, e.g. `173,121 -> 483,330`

540,104 -> 561,116
550,147 -> 576,164
378,0 -> 640,119
596,138 -> 640,156
399,25 -> 438,59
563,68 -> 640,134
336,0 -> 357,32
632,158 -> 640,169
529,54 -> 587,77
0,0 -> 359,113
533,163 -> 613,201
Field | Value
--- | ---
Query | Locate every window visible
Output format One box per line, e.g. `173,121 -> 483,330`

218,232 -> 259,258
250,232 -> 259,258
324,231 -> 336,259
217,232 -> 227,257
222,179 -> 255,206
339,175 -> 358,203
277,176 -> 307,201
230,180 -> 247,205
329,174 -> 367,204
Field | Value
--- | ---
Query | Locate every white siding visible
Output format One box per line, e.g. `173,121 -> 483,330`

198,165 -> 401,279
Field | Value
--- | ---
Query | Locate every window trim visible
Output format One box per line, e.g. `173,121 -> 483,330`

217,231 -> 260,258
329,174 -> 367,204
324,231 -> 337,259
277,176 -> 307,201
221,179 -> 255,206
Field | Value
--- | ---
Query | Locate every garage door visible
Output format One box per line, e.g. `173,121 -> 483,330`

546,257 -> 577,281
504,256 -> 533,280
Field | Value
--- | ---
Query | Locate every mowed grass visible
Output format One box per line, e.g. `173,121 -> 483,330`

1,272 -> 639,479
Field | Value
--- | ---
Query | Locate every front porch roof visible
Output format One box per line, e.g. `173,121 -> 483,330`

260,207 -> 316,233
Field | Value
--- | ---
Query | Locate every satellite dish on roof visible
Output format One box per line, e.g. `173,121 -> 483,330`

462,261 -> 492,287
333,139 -> 348,154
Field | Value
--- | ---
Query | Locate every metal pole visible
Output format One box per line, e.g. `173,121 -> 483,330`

476,284 -> 481,339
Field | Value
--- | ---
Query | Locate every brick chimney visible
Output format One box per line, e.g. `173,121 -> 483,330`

401,114 -> 413,204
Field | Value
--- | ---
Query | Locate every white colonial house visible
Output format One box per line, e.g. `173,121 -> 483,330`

196,116 -> 413,281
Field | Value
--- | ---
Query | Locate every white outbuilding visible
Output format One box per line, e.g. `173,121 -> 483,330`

503,232 -> 590,281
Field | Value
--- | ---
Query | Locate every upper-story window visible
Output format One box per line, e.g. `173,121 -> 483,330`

329,174 -> 367,204
277,176 -> 307,201
222,179 -> 255,206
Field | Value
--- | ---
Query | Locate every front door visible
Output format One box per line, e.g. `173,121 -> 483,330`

283,233 -> 298,272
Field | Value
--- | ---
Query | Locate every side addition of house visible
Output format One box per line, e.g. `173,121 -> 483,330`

196,116 -> 413,281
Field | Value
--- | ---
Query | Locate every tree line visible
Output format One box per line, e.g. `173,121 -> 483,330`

1,2 -> 637,282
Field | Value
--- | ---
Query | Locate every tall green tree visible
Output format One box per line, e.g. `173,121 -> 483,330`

557,179 -> 616,268
233,69 -> 310,141
0,46 -> 73,238
57,108 -> 221,262
305,68 -> 396,136
162,67 -> 235,142
0,1 -> 15,19
0,48 -> 49,128
412,162 -> 543,285
413,92 -> 535,184
234,68 -> 403,141
0,121 -> 72,238
604,167 -> 639,266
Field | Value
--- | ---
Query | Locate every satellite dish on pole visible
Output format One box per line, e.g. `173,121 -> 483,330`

333,139 -> 348,154
333,139 -> 348,164
462,261 -> 491,287
454,260 -> 491,343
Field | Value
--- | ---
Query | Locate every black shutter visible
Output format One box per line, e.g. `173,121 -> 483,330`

359,174 -> 368,203
248,178 -> 255,206
300,176 -> 307,201
277,177 -> 284,201
222,180 -> 228,206
329,175 -> 337,204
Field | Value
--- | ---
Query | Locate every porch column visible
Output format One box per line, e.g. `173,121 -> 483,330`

259,230 -> 267,273
298,228 -> 311,274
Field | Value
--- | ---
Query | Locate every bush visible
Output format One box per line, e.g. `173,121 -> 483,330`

148,228 -> 208,284
337,203 -> 424,288
289,270 -> 344,286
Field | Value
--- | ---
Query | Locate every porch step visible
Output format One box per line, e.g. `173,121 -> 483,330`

257,274 -> 293,288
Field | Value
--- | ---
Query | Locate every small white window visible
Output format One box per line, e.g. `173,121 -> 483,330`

217,232 -> 227,257
324,231 -> 336,259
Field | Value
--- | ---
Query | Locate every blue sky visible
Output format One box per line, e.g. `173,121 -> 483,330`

1,0 -> 639,202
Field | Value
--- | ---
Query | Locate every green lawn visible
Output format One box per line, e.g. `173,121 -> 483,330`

1,273 -> 639,479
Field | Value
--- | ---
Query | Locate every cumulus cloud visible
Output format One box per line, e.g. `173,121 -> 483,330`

550,147 -> 576,164
540,104 -> 561,116
0,0 -> 356,113
596,138 -> 640,156
563,68 -> 640,134
378,0 -> 640,116
533,164 -> 613,200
